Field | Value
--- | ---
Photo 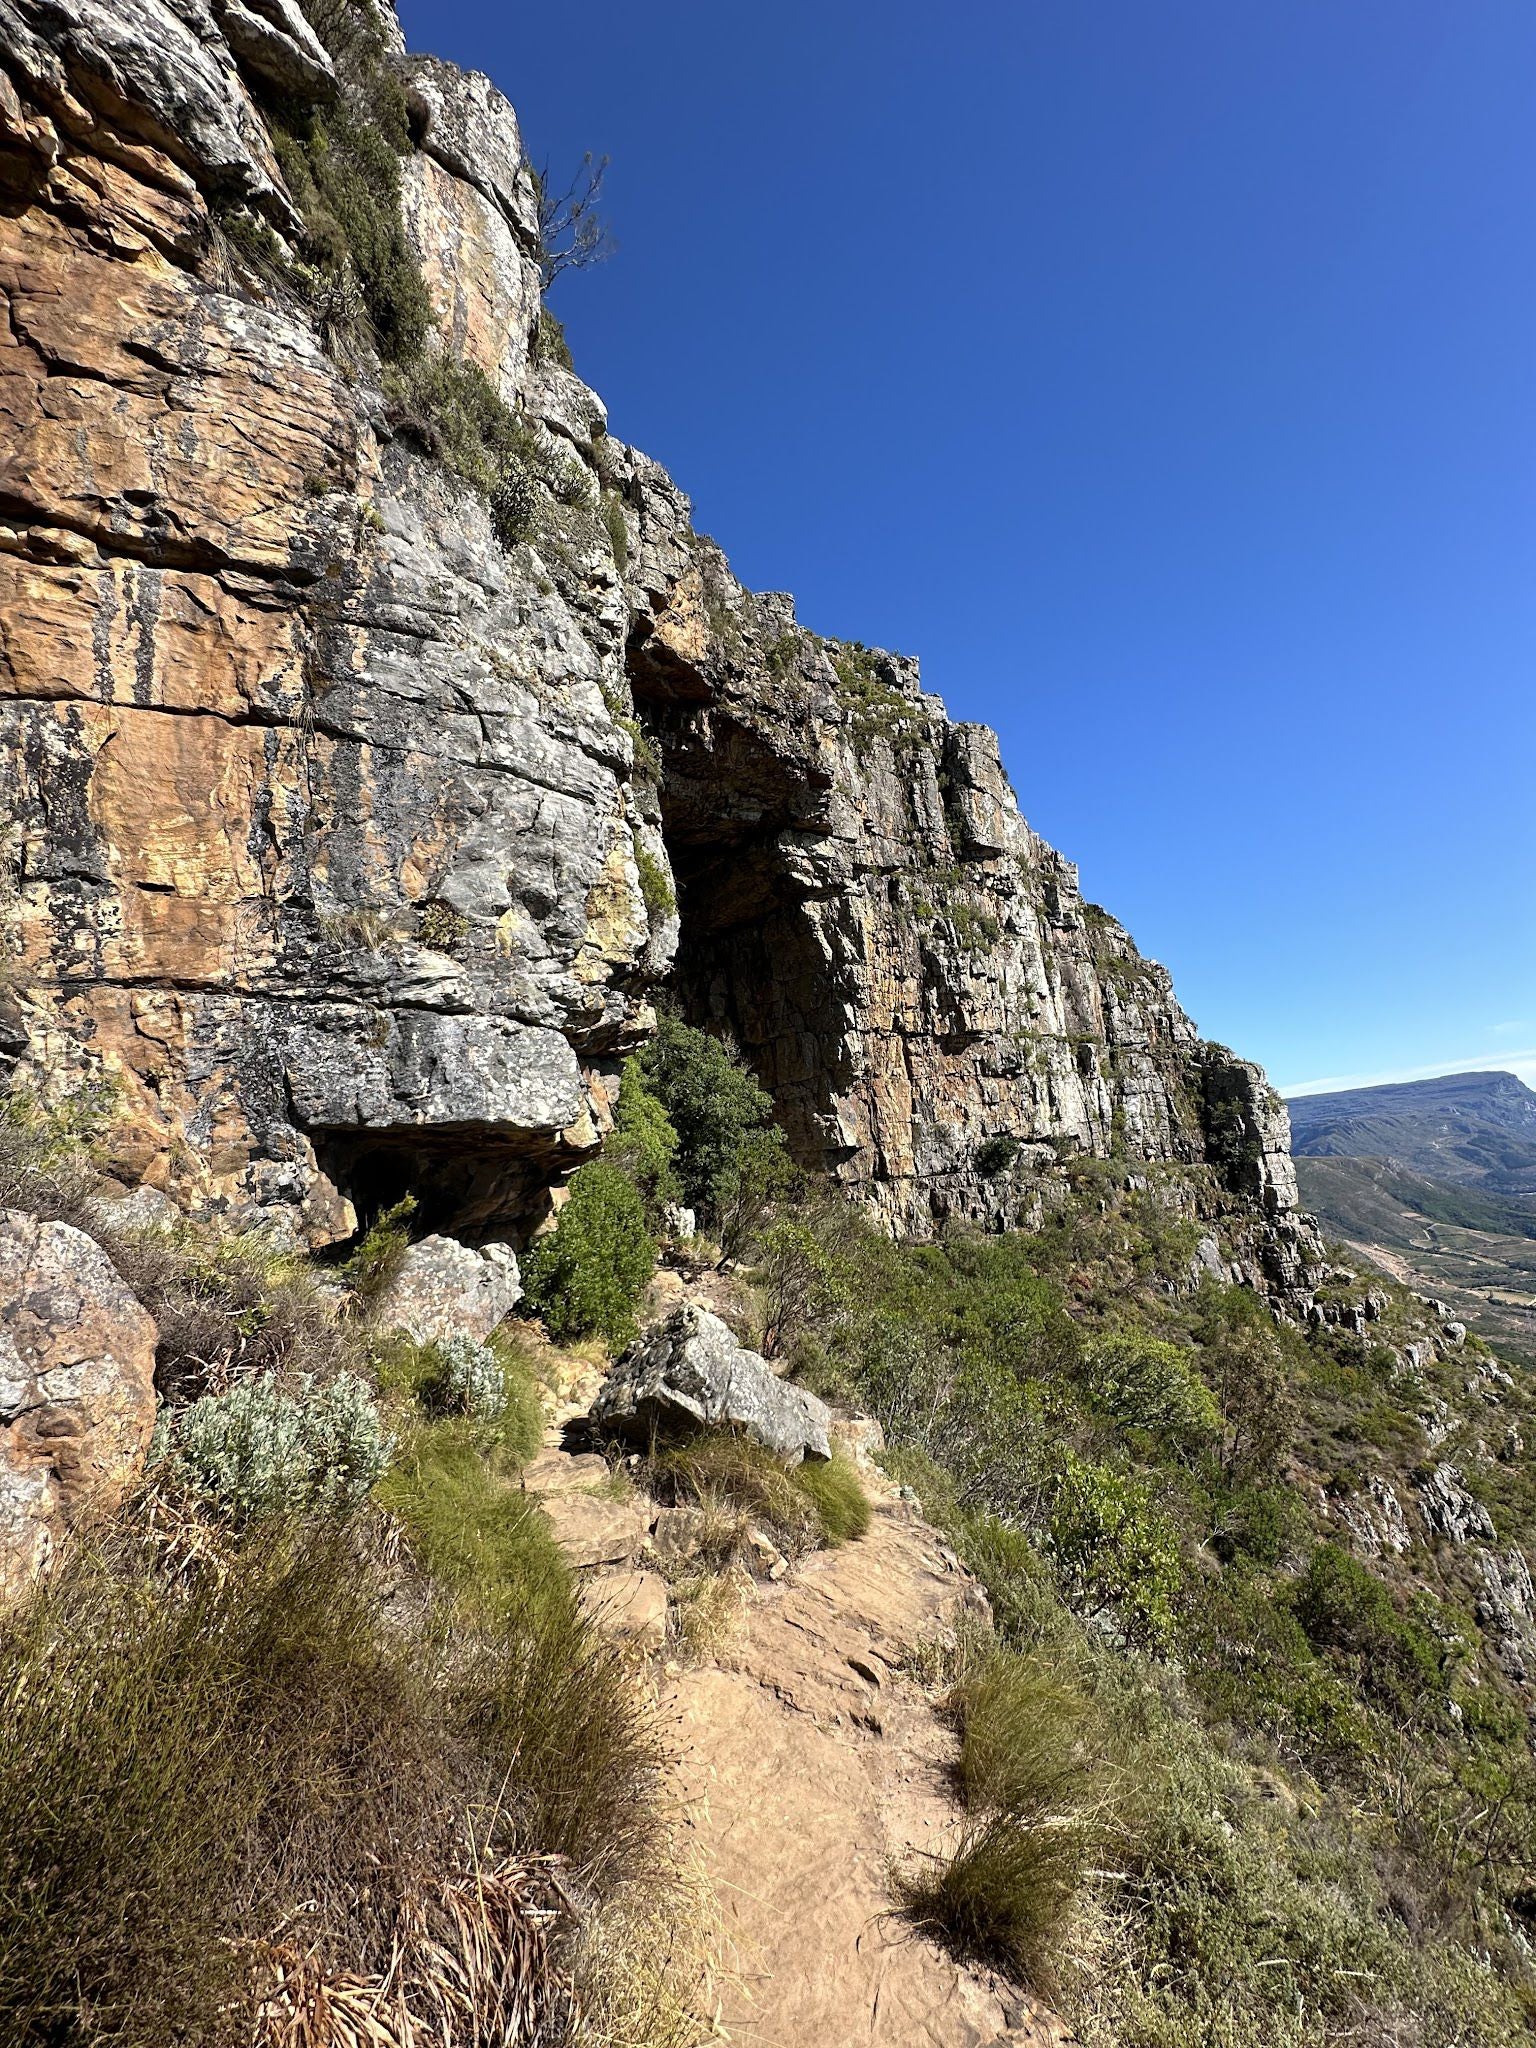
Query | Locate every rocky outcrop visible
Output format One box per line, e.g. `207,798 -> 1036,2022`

591,1304 -> 833,1464
0,0 -> 1318,1304
1414,1462 -> 1497,1546
0,1208 -> 158,1587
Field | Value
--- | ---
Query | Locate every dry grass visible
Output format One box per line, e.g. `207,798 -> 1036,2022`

670,1567 -> 750,1661
104,1220 -> 354,1404
0,1510 -> 672,2046
253,1850 -> 576,2047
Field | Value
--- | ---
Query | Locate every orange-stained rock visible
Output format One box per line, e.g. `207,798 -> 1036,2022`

0,1208 -> 158,1591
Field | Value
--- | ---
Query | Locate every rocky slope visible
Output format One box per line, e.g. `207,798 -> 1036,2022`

0,0 -> 1317,1303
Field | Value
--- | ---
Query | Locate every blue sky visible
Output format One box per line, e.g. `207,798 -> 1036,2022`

399,0 -> 1536,1097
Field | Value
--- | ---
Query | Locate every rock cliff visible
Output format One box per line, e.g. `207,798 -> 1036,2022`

0,0 -> 1319,1301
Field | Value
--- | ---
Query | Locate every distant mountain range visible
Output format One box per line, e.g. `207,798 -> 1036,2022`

1288,1069 -> 1536,1195
1286,1071 -> 1536,1362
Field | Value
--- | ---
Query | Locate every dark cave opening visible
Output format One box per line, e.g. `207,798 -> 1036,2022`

315,1128 -> 566,1248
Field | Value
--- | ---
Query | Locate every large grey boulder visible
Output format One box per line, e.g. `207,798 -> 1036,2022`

374,1234 -> 521,1346
591,1305 -> 832,1465
0,1210 -> 158,1592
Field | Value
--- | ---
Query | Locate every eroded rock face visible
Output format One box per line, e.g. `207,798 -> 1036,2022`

0,0 -> 1317,1303
0,0 -> 672,1245
623,508 -> 1312,1279
0,1208 -> 158,1588
591,1305 -> 833,1465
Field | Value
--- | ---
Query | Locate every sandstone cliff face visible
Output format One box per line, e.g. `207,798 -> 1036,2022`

0,0 -> 1318,1299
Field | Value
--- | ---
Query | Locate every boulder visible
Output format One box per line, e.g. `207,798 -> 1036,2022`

591,1305 -> 832,1465
374,1234 -> 522,1345
0,1210 -> 158,1591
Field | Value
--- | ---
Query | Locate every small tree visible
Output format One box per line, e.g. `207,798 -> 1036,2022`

638,1014 -> 788,1231
536,154 -> 615,289
607,1060 -> 680,1217
521,1161 -> 655,1351
752,1216 -> 847,1359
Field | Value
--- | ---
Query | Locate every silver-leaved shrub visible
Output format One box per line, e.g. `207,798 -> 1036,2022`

158,1371 -> 392,1521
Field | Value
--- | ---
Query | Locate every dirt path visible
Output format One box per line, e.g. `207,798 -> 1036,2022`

528,1337 -> 1073,2045
664,1494 -> 1072,2048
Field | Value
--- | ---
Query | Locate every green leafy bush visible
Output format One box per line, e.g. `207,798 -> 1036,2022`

1083,1326 -> 1220,1451
638,1013 -> 788,1226
156,1372 -> 391,1522
975,1132 -> 1020,1178
340,1194 -> 417,1305
1047,1454 -> 1180,1650
521,1161 -> 655,1350
607,1059 -> 680,1213
1288,1541 -> 1450,1716
635,842 -> 675,920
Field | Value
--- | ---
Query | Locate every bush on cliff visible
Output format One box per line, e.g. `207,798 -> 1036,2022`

637,1013 -> 790,1233
522,1159 -> 656,1349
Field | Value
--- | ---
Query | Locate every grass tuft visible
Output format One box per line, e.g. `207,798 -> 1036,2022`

644,1430 -> 870,1560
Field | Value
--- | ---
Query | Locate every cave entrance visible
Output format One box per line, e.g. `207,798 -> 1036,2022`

315,1128 -> 564,1248
631,672 -> 856,1178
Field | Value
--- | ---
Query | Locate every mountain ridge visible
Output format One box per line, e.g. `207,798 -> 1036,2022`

1288,1069 -> 1536,1193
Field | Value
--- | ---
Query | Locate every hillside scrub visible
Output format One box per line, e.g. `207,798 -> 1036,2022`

776,1182 -> 1536,2038
0,1508 -> 670,2047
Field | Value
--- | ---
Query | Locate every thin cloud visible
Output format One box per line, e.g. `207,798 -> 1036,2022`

1282,1050 -> 1536,1098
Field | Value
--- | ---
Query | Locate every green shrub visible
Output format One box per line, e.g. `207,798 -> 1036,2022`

1084,1326 -> 1220,1451
1048,1454 -> 1180,1650
383,353 -> 544,545
638,1013 -> 785,1221
607,1058 -> 680,1213
1288,1541 -> 1449,1716
533,308 -> 573,368
751,1212 -> 850,1357
601,486 -> 630,569
521,1161 -> 655,1350
635,842 -> 675,920
156,1372 -> 391,1522
416,900 -> 470,953
711,1123 -> 796,1259
975,1132 -> 1020,1178
340,1194 -> 417,1305
268,43 -> 430,365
